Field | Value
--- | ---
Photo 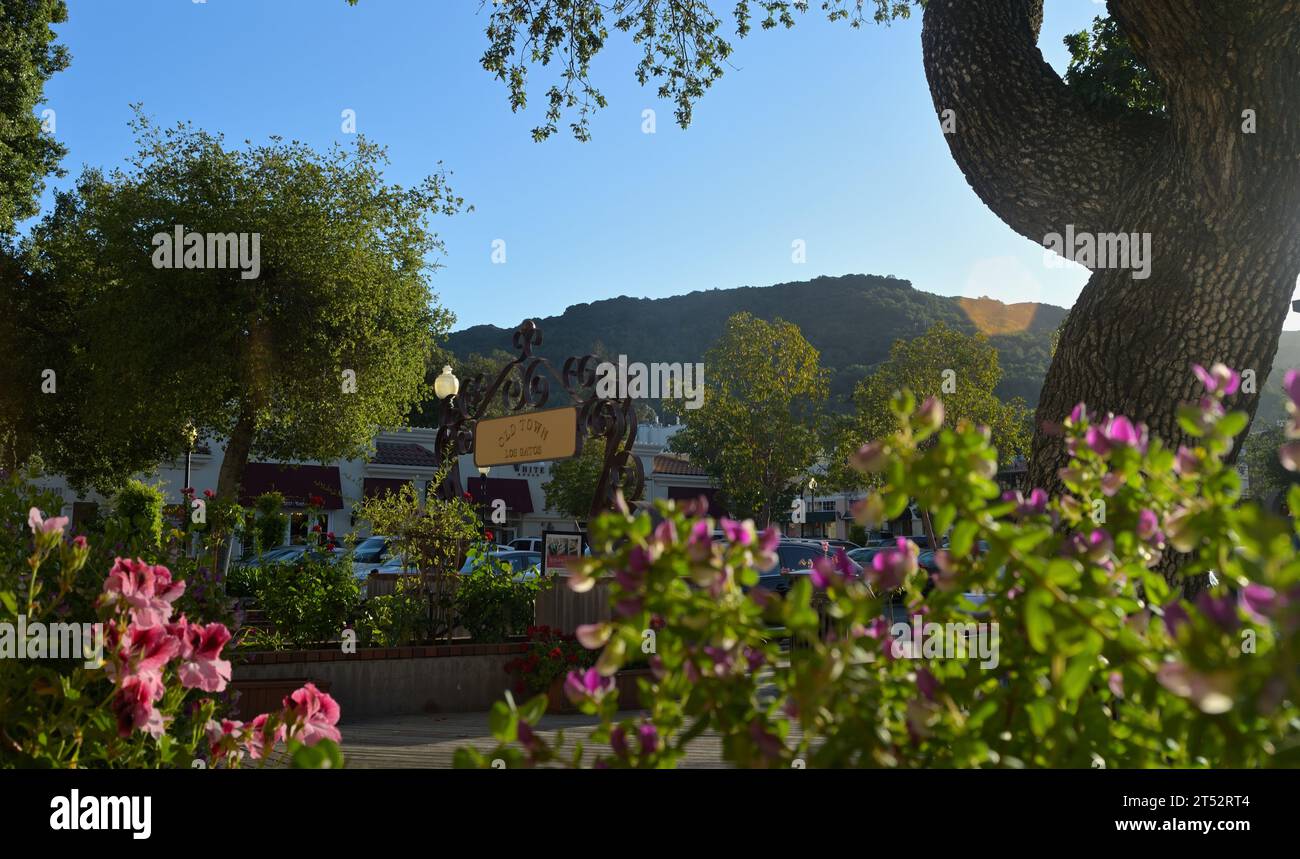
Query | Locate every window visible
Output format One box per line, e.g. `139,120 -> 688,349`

289,513 -> 328,545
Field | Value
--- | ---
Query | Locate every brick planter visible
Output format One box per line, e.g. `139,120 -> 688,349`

233,643 -> 528,720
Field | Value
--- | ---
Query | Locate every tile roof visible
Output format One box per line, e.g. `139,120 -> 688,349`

653,453 -> 708,477
373,442 -> 438,468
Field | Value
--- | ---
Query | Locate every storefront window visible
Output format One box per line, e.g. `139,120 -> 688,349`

289,512 -> 329,544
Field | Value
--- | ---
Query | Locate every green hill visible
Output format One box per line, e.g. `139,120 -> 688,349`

445,273 -> 1300,420
446,274 -> 1067,410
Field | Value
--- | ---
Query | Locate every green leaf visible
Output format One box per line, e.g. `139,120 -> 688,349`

950,520 -> 978,558
488,700 -> 518,743
1060,653 -> 1094,701
290,739 -> 345,769
519,693 -> 548,725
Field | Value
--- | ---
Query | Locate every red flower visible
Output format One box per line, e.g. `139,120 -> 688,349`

309,495 -> 324,507
549,647 -> 563,659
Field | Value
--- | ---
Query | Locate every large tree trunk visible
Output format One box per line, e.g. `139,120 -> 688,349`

214,404 -> 256,573
921,0 -> 1300,494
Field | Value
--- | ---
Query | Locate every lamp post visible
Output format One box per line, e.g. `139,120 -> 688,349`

803,476 -> 817,539
182,422 -> 198,557
432,366 -> 460,501
477,465 -> 491,543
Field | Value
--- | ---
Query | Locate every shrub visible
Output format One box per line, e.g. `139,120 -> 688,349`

249,558 -> 359,650
454,548 -> 539,643
112,479 -> 164,550
249,491 -> 289,553
356,577 -> 432,647
457,365 -> 1300,769
503,625 -> 598,697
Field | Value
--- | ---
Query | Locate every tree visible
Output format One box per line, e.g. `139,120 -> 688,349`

1243,426 -> 1300,512
0,0 -> 67,236
0,0 -> 69,464
542,439 -> 607,520
361,0 -> 1300,496
826,322 -> 1032,490
22,113 -> 465,511
666,312 -> 828,525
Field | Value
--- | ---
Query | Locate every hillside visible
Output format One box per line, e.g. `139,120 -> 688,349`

446,274 -> 1067,410
445,273 -> 1300,421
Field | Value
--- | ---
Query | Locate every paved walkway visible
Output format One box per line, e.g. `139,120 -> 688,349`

339,711 -> 733,768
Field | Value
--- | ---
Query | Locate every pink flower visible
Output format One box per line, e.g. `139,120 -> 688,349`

1084,414 -> 1148,457
575,623 -> 612,650
206,718 -> 244,762
916,396 -> 944,432
244,713 -> 287,760
1285,369 -> 1300,410
810,548 -> 857,589
1280,441 -> 1300,473
869,538 -> 918,591
851,441 -> 887,473
108,623 -> 180,682
283,682 -> 342,745
652,518 -> 677,546
1193,363 -> 1241,397
101,557 -> 185,629
28,507 -> 70,539
174,620 -> 233,692
112,672 -> 166,738
686,519 -> 713,563
1173,446 -> 1199,477
1003,488 -> 1048,518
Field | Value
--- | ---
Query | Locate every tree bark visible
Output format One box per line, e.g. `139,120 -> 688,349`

921,0 -> 1300,495
214,404 -> 256,573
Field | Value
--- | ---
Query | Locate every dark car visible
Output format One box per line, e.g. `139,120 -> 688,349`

753,541 -> 863,597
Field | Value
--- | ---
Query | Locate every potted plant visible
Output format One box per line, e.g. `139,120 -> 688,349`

504,625 -> 597,714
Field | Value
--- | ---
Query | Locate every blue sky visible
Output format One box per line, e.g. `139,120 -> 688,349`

38,1 -> 1292,331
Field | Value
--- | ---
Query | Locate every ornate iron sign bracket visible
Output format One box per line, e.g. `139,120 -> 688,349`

433,320 -> 645,519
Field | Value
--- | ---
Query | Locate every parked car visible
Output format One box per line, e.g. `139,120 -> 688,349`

346,535 -> 392,578
509,537 -> 543,553
460,550 -> 543,581
753,540 -> 863,597
238,545 -> 307,568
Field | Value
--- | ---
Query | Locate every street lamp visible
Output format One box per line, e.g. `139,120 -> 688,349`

804,476 -> 817,539
434,365 -> 460,402
182,421 -> 198,498
477,465 -> 491,543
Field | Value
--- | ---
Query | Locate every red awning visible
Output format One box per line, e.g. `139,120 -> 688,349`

464,477 -> 534,514
363,477 -> 416,500
666,486 -> 726,516
240,463 -> 343,510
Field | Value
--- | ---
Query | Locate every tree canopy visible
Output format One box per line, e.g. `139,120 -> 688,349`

20,112 -> 465,498
666,311 -> 828,524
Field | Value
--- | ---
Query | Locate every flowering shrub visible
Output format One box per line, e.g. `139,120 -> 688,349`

457,365 -> 1300,768
503,625 -> 597,697
454,547 -> 540,643
244,557 -> 359,650
1,491 -> 343,768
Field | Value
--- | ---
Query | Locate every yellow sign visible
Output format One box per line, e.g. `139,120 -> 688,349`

474,406 -> 579,468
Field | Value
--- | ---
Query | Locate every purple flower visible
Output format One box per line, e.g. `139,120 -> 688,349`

1004,488 -> 1048,518
869,538 -> 918,590
1162,600 -> 1189,639
652,518 -> 677,546
575,623 -> 611,650
609,725 -> 629,758
1085,415 -> 1149,457
564,668 -> 615,705
720,518 -> 754,546
1135,509 -> 1162,544
1193,363 -> 1241,397
1240,584 -> 1280,624
686,519 -> 712,563
1173,446 -> 1198,476
748,720 -> 784,762
1196,592 -> 1239,633
637,723 -> 659,754
915,668 -> 938,701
